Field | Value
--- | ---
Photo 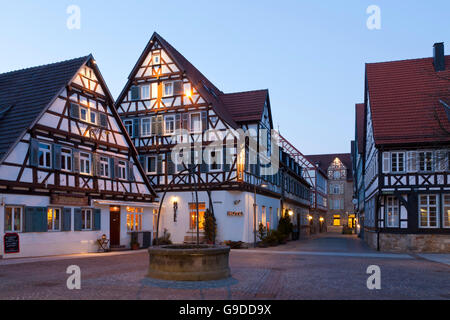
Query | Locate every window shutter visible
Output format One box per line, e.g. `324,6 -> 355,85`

73,149 -> 80,173
157,154 -> 163,174
382,152 -> 391,173
201,111 -> 208,131
29,138 -> 39,167
52,144 -> 62,170
74,208 -> 82,231
95,154 -> 103,177
138,155 -> 146,172
223,147 -> 231,172
130,86 -> 140,101
128,161 -> 135,181
151,116 -> 157,136
435,150 -> 448,172
175,114 -> 181,131
109,157 -> 115,179
93,209 -> 101,231
62,208 -> 72,231
99,113 -> 108,128
156,115 -> 163,135
133,118 -> 140,138
407,151 -> 418,172
24,207 -> 47,232
174,81 -> 184,95
168,156 -> 175,174
70,103 -> 80,119
182,113 -> 189,130
114,158 -> 120,178
92,153 -> 98,177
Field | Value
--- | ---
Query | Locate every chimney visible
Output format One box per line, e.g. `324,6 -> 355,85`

433,42 -> 445,72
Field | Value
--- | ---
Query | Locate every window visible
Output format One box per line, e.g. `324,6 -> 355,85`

419,195 -> 439,228
152,53 -> 160,65
331,199 -> 343,210
163,82 -> 173,97
419,152 -> 434,172
146,156 -> 157,174
118,160 -> 127,180
391,152 -> 405,173
4,206 -> 22,232
333,215 -> 341,226
126,207 -> 143,231
90,110 -> 97,125
330,184 -> 342,194
38,142 -> 52,168
189,202 -> 206,230
190,113 -> 201,132
333,171 -> 340,179
164,115 -> 175,135
81,209 -> 92,230
99,156 -> 110,177
385,196 -> 399,228
443,194 -> 450,228
141,85 -> 150,99
124,120 -> 133,137
47,208 -> 61,231
141,118 -> 151,137
79,106 -> 97,125
61,148 -> 72,172
80,107 -> 88,122
80,152 -> 92,175
209,150 -> 222,171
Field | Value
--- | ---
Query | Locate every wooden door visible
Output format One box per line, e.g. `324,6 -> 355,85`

110,207 -> 121,246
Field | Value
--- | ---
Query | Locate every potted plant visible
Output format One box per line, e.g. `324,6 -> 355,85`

131,240 -> 140,250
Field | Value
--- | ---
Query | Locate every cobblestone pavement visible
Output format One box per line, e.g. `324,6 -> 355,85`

0,234 -> 449,300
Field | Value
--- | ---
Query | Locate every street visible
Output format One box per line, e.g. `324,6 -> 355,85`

0,234 -> 449,300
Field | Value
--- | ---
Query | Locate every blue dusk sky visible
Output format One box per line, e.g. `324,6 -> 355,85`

1,1 -> 449,155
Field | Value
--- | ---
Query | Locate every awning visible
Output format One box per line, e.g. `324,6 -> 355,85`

92,199 -> 160,208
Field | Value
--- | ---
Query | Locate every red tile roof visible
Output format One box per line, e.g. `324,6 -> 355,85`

220,89 -> 268,123
355,103 -> 365,153
305,153 -> 353,181
366,56 -> 450,146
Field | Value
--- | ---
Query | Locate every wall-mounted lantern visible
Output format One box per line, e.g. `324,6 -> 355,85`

173,198 -> 178,222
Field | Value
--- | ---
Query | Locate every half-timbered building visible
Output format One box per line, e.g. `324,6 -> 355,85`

116,33 -> 311,244
363,42 -> 450,252
0,56 -> 157,258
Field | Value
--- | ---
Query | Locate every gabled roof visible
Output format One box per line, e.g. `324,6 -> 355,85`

220,89 -> 270,124
305,153 -> 353,181
0,55 -> 158,198
366,55 -> 450,146
355,103 -> 365,153
116,32 -> 270,127
0,56 -> 90,162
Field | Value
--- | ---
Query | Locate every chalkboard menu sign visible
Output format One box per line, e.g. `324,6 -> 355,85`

4,233 -> 20,254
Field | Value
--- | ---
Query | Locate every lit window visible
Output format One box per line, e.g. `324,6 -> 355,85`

81,209 -> 92,230
127,208 -> 143,232
333,215 -> 341,226
189,203 -> 206,230
443,194 -> 450,228
141,118 -> 151,137
163,82 -> 173,97
164,115 -> 175,135
61,148 -> 72,172
385,196 -> 399,228
47,208 -> 61,231
4,206 -> 22,232
38,143 -> 52,168
80,152 -> 92,175
190,113 -> 201,132
419,195 -> 439,228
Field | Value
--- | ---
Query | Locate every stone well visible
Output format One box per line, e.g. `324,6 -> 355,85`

147,245 -> 231,281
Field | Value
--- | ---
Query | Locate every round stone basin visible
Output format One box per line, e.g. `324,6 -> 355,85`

147,245 -> 231,281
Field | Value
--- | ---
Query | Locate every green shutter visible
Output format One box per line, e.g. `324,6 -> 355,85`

156,115 -> 163,135
53,144 -> 62,170
109,158 -> 115,179
24,207 -> 47,232
62,208 -> 72,231
151,116 -> 157,136
114,158 -> 120,178
133,118 -> 139,138
128,161 -> 135,181
99,113 -> 108,128
175,114 -> 181,131
167,155 -> 175,174
174,81 -> 184,95
74,208 -> 82,231
223,147 -> 231,172
130,86 -> 140,101
24,207 -> 35,232
201,111 -> 208,131
157,154 -> 163,174
93,209 -> 101,231
138,155 -> 146,172
29,138 -> 39,167
182,113 -> 189,130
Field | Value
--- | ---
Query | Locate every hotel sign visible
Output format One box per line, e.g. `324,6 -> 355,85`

227,211 -> 243,217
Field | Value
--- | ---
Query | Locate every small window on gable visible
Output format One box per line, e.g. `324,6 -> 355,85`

152,53 -> 161,65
